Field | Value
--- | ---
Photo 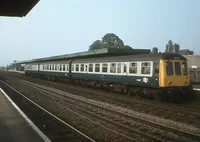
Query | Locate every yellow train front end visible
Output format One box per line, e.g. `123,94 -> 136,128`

159,58 -> 193,101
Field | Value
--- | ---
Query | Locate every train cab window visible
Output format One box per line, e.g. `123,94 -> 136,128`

182,62 -> 188,76
72,64 -> 74,71
117,63 -> 121,73
89,64 -> 93,72
174,62 -> 181,76
52,65 -> 55,70
76,64 -> 79,72
110,63 -> 116,73
63,65 -> 65,71
102,63 -> 108,73
129,62 -> 137,74
95,64 -> 100,72
165,62 -> 173,76
141,62 -> 151,75
80,64 -> 84,72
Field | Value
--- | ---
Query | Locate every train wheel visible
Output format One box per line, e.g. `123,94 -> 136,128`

153,93 -> 162,101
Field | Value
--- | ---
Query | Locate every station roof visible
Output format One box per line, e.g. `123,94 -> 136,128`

15,48 -> 151,64
0,0 -> 39,17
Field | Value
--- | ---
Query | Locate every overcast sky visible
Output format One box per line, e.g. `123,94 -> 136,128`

0,0 -> 200,66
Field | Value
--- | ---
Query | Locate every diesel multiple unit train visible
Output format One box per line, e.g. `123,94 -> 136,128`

24,53 -> 193,101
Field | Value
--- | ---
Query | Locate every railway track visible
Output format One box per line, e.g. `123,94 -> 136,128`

3,78 -> 200,142
0,80 -> 95,142
4,71 -> 200,127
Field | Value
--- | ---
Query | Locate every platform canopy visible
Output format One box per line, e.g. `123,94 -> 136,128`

0,0 -> 39,17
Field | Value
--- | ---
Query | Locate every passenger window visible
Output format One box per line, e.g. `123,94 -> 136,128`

123,64 -> 127,73
182,62 -> 188,76
76,64 -> 79,72
71,64 -> 74,71
50,65 -> 52,70
110,63 -> 116,73
85,65 -> 88,72
102,63 -> 108,73
174,62 -> 181,76
117,63 -> 121,73
129,62 -> 137,74
80,64 -> 84,72
63,65 -> 65,71
166,62 -> 173,76
66,64 -> 68,71
141,62 -> 151,74
52,65 -> 55,70
95,64 -> 100,72
89,64 -> 93,72
60,64 -> 62,71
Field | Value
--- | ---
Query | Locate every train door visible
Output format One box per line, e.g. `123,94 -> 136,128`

85,64 -> 89,73
122,63 -> 128,75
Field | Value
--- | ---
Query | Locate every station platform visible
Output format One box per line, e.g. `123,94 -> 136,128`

0,89 -> 48,142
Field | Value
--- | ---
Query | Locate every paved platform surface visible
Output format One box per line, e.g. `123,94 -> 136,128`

0,91 -> 44,142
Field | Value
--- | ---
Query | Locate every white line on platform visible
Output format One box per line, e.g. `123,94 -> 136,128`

193,88 -> 200,91
0,81 -> 96,142
0,88 -> 51,142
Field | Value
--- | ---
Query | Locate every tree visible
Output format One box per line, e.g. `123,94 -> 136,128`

124,45 -> 133,49
102,33 -> 124,49
89,40 -> 103,50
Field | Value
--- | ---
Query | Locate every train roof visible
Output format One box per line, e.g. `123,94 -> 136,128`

14,48 -> 150,64
0,0 -> 39,17
73,53 -> 187,63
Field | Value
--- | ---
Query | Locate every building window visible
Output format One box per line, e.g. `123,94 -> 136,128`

79,64 -> 84,72
110,63 -> 116,73
95,64 -> 100,72
76,64 -> 79,72
102,63 -> 108,73
141,62 -> 151,75
129,62 -> 137,74
89,64 -> 93,72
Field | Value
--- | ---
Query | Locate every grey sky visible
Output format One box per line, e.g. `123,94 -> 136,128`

0,0 -> 200,66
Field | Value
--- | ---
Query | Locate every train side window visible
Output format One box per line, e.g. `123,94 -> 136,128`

95,64 -> 100,72
174,62 -> 181,76
85,65 -> 88,72
89,64 -> 93,72
182,62 -> 188,76
165,62 -> 173,76
72,64 -> 74,71
50,65 -> 52,70
141,62 -> 151,74
155,63 -> 159,74
110,63 -> 116,73
75,64 -> 79,72
52,65 -> 55,70
102,63 -> 108,73
129,62 -> 137,74
123,64 -> 127,73
66,64 -> 69,71
63,65 -> 65,71
117,63 -> 121,73
55,65 -> 57,71
59,64 -> 62,71
80,64 -> 84,72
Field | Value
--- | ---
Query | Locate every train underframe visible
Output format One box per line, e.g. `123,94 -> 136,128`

25,72 -> 193,102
